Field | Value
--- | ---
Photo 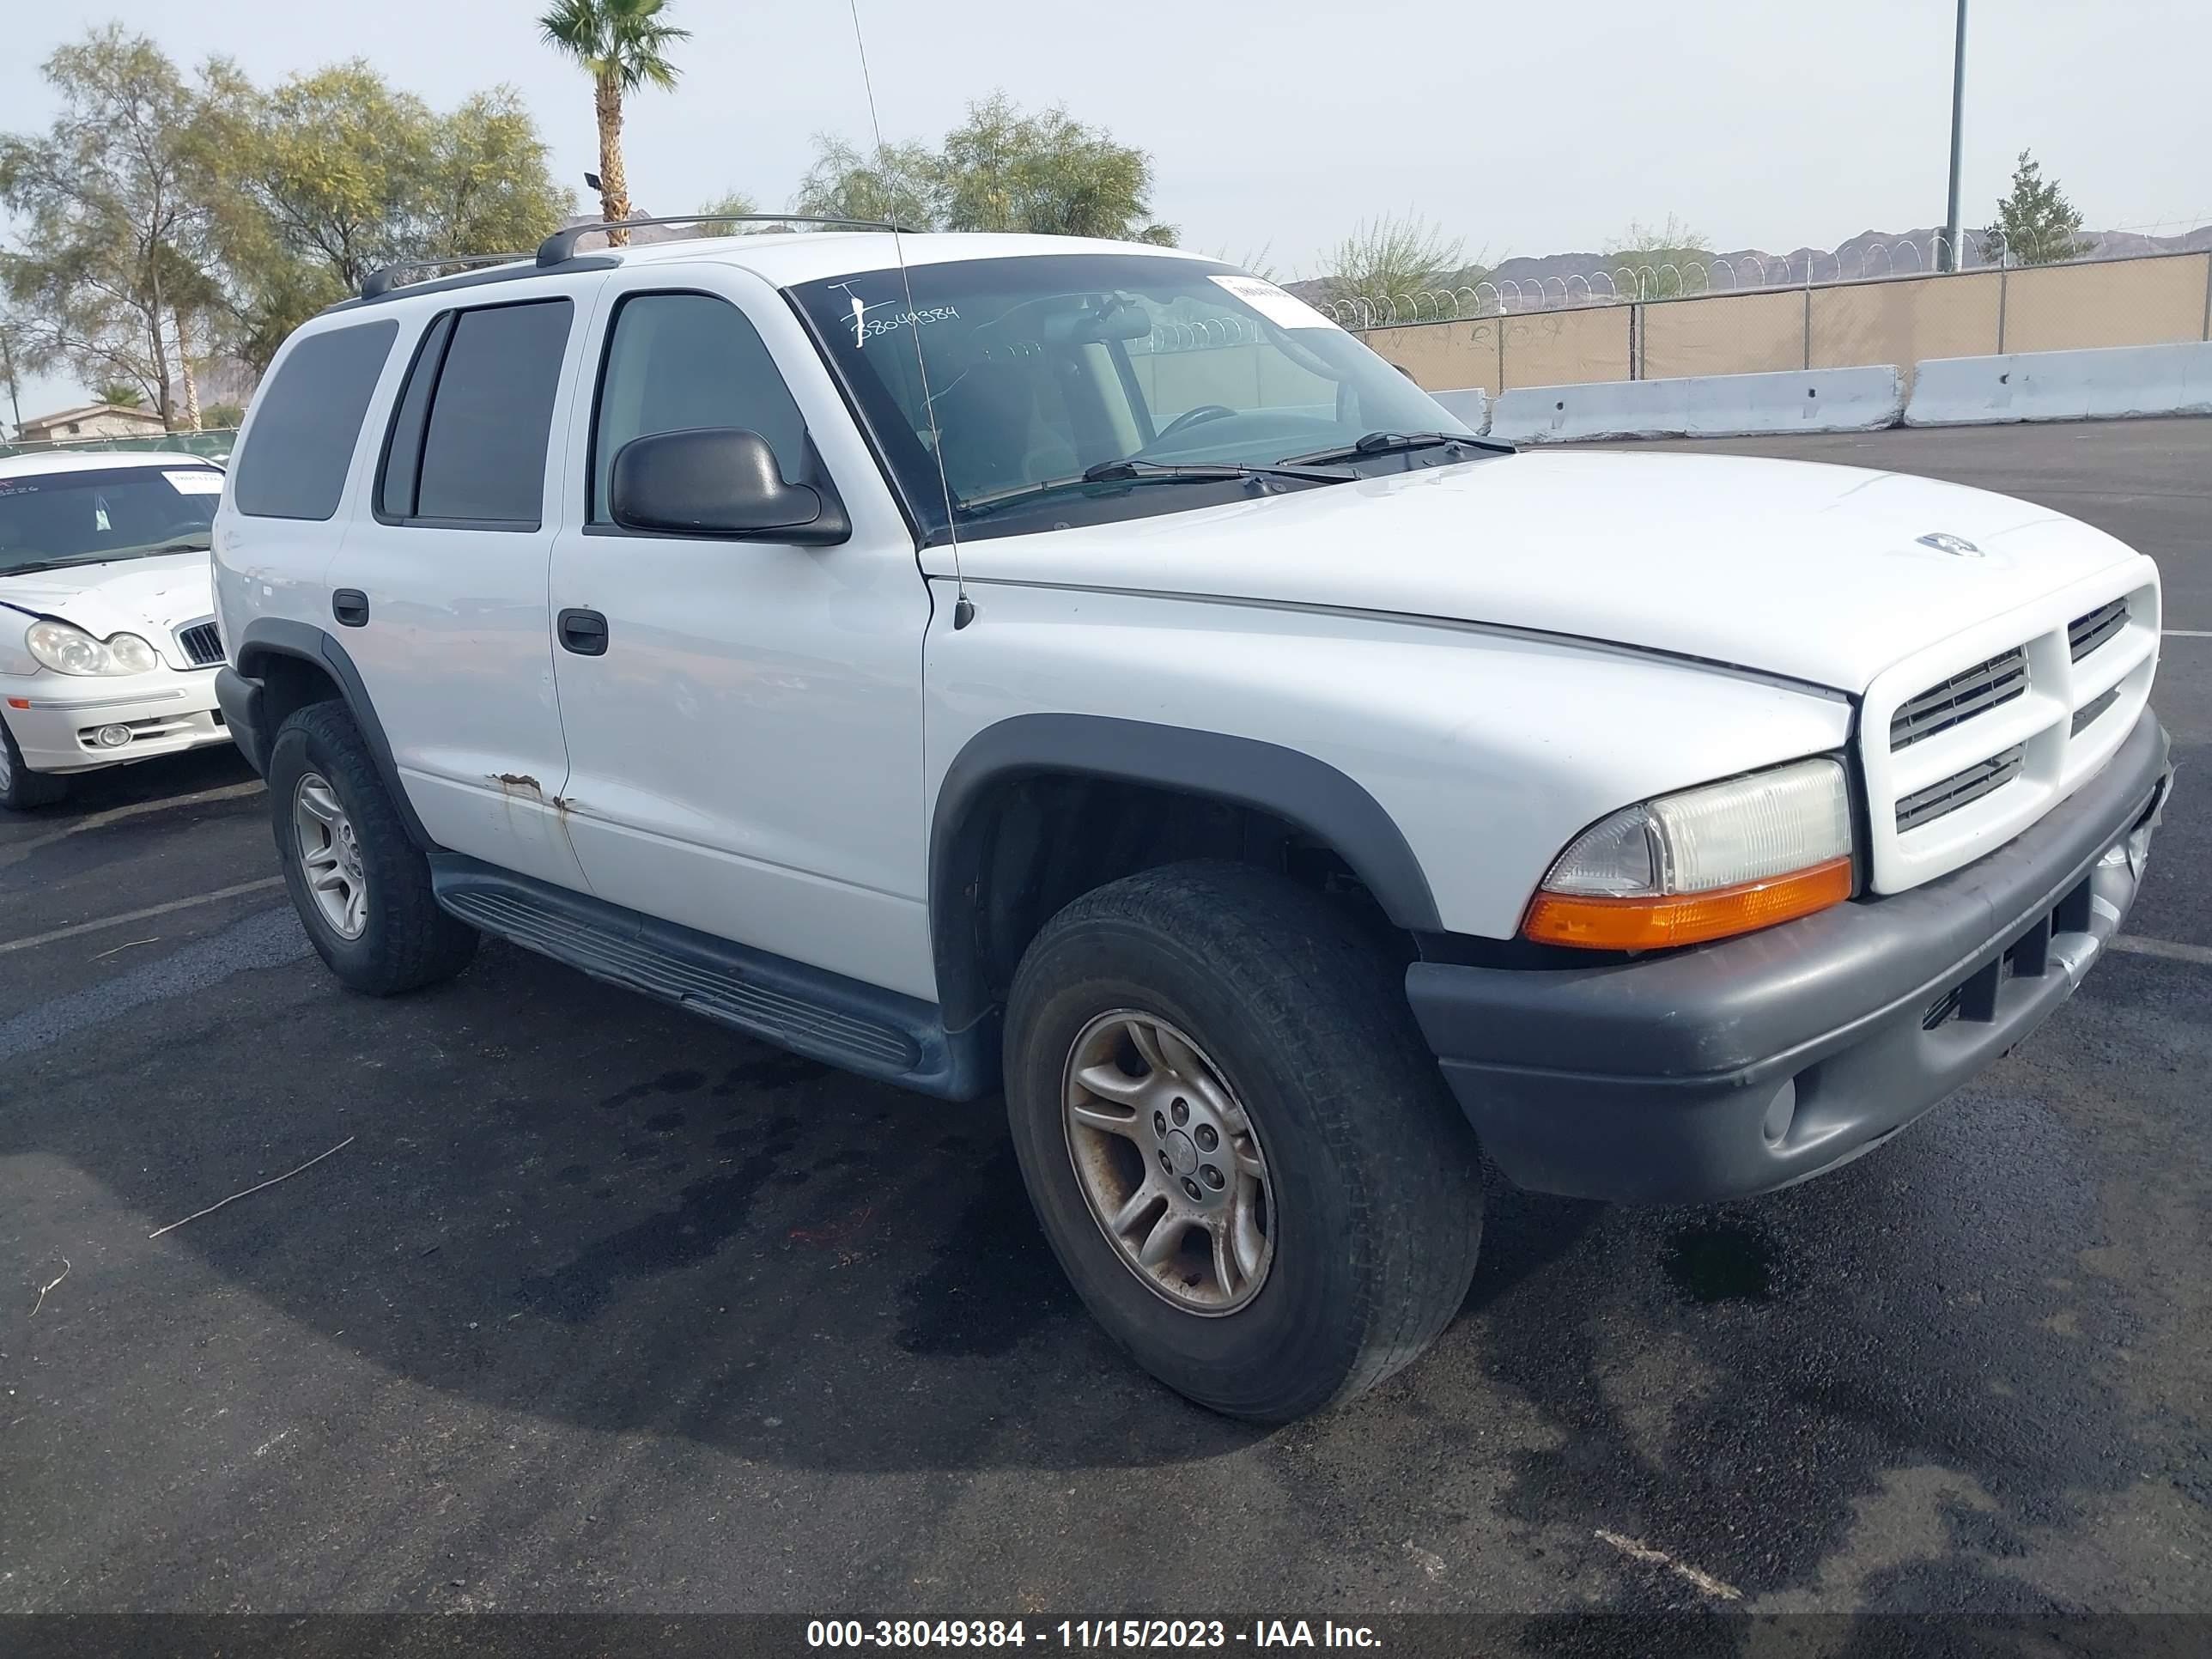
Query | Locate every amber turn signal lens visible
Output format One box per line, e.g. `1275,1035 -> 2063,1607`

1523,856 -> 1854,950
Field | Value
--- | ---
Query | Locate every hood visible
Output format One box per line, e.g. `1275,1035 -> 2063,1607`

945,451 -> 2147,692
0,550 -> 215,664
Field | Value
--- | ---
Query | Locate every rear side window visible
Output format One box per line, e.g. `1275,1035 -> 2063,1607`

380,299 -> 574,529
589,292 -> 809,524
231,320 -> 398,520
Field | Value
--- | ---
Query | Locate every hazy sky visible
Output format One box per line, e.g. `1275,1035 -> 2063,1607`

6,0 -> 2209,420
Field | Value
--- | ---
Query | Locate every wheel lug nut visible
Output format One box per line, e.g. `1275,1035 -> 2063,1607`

1194,1124 -> 1218,1152
1171,1098 -> 1189,1127
1181,1177 -> 1202,1201
1158,1151 -> 1171,1174
1200,1164 -> 1224,1189
1152,1110 -> 1167,1137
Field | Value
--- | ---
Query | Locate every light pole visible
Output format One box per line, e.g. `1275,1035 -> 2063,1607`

1942,0 -> 1968,270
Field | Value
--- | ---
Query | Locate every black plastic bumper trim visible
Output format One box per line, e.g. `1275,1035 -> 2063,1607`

1407,709 -> 2172,1204
213,666 -> 266,776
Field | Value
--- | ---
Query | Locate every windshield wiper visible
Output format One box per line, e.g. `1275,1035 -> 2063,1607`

0,540 -> 210,575
1278,430 -> 1514,467
0,556 -> 116,576
961,458 -> 1353,517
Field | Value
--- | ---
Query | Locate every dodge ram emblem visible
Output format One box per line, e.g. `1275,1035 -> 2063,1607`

1917,532 -> 1984,557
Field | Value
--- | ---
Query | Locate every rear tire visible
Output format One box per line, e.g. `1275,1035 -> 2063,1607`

1003,860 -> 1484,1422
0,717 -> 69,811
267,700 -> 476,995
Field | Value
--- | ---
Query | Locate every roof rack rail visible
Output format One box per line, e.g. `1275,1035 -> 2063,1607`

362,253 -> 529,300
533,213 -> 916,268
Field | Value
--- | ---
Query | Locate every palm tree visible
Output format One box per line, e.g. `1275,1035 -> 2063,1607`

536,0 -> 690,247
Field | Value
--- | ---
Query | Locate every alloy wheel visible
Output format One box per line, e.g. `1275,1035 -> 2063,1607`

1060,1009 -> 1275,1315
293,771 -> 368,939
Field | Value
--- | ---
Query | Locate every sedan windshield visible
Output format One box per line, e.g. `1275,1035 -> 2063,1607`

0,465 -> 222,576
790,253 -> 1484,542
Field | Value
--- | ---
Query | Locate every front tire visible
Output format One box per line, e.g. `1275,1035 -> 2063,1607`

1004,860 -> 1484,1421
0,716 -> 69,811
267,700 -> 476,995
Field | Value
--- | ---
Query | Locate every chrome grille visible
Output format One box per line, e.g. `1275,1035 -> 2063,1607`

1888,648 -> 2027,750
1894,744 -> 2025,834
174,620 -> 224,667
2068,599 -> 2128,662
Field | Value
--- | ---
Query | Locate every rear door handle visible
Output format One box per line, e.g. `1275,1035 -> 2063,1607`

556,608 -> 608,656
332,588 -> 369,627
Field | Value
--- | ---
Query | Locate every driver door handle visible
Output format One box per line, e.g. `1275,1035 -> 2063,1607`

557,608 -> 608,656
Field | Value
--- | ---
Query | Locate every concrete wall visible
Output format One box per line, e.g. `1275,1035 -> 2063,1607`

1905,341 -> 2212,427
1491,367 -> 1903,444
1360,251 -> 2212,393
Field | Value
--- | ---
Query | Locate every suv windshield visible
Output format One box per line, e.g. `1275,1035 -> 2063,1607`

0,465 -> 222,576
791,253 -> 1483,542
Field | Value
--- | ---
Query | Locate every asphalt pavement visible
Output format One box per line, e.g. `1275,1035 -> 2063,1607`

2,419 -> 2207,1630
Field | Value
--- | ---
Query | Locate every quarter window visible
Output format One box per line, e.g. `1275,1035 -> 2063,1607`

231,320 -> 398,520
591,292 -> 809,524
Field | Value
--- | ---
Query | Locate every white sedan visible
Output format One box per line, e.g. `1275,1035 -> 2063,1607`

0,451 -> 234,810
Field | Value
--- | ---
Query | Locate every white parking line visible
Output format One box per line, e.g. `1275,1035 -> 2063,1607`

0,780 -> 264,869
2109,933 -> 2212,967
2162,629 -> 2212,638
0,878 -> 284,956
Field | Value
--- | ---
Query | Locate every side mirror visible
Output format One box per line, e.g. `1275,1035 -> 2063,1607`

609,427 -> 851,545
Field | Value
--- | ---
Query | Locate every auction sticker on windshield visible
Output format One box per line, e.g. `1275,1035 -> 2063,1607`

163,470 -> 224,495
1209,274 -> 1340,332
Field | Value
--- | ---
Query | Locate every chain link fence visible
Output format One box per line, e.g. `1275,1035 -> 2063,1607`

0,428 -> 238,462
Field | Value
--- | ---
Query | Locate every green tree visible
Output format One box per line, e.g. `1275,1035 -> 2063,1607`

935,94 -> 1174,243
1984,150 -> 2088,265
92,380 -> 143,407
0,27 -> 223,427
691,189 -> 760,236
1603,215 -> 1714,299
1320,213 -> 1468,313
793,136 -> 941,228
793,95 -> 1174,243
200,400 -> 245,428
216,64 -> 570,362
537,0 -> 689,246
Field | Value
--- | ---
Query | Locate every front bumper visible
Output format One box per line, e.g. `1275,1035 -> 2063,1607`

2,673 -> 231,775
1407,708 -> 2173,1205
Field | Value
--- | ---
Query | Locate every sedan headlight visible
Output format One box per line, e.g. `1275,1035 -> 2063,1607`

1523,757 -> 1854,949
25,619 -> 161,677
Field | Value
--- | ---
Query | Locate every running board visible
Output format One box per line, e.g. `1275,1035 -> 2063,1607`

429,855 -> 990,1100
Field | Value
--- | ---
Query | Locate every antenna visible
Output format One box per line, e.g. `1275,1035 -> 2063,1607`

847,0 -> 972,629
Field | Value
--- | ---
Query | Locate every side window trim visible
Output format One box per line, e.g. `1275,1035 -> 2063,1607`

373,295 -> 574,534
374,311 -> 457,524
581,286 -> 817,539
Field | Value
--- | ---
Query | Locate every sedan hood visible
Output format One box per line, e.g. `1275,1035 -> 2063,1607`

0,550 -> 215,657
946,451 -> 2147,691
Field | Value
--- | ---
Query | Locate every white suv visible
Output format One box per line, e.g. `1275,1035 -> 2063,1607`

1,451 -> 231,809
212,222 -> 2170,1420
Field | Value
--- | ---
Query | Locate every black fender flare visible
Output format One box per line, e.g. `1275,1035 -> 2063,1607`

232,617 -> 433,849
928,714 -> 1443,1031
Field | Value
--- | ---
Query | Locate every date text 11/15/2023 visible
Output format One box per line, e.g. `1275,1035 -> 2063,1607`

805,1620 -> 1383,1649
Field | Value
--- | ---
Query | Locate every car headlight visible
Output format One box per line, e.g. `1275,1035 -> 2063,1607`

1523,757 -> 1854,950
25,619 -> 161,677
